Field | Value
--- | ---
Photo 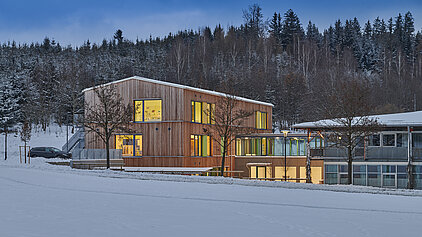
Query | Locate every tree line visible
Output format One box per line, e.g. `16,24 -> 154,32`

0,4 -> 421,134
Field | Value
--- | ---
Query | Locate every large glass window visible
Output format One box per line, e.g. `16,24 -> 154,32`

190,135 -> 212,157
115,134 -> 142,157
134,99 -> 162,122
255,111 -> 267,129
191,101 -> 215,124
367,165 -> 381,187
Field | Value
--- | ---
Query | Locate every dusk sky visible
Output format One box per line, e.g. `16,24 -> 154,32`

1,0 -> 421,46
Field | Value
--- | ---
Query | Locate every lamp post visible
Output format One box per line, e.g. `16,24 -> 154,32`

282,130 -> 289,181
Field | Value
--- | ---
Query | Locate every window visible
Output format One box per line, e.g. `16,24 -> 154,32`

250,166 -> 272,179
134,99 -> 162,122
255,111 -> 267,129
115,134 -> 142,157
413,133 -> 422,148
325,165 -> 338,184
368,134 -> 380,146
396,133 -> 408,147
190,135 -> 212,156
382,134 -> 395,147
353,165 -> 366,185
191,101 -> 215,124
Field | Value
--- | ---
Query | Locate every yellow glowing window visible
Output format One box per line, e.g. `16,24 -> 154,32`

255,111 -> 267,129
134,99 -> 162,122
144,100 -> 162,121
275,166 -> 296,181
190,134 -> 212,156
202,102 -> 210,124
134,101 -> 143,122
115,134 -> 142,157
191,101 -> 195,122
192,101 -> 215,124
194,101 -> 202,123
134,135 -> 142,156
210,103 -> 215,124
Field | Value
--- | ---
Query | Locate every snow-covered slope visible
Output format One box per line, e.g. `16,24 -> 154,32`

1,125 -> 422,236
1,164 -> 421,237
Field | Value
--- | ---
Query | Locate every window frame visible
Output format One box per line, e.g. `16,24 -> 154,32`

191,100 -> 215,125
133,99 -> 162,123
115,134 -> 143,157
190,134 -> 213,157
255,111 -> 268,130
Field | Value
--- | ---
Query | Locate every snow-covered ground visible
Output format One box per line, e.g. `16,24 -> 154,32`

1,126 -> 422,236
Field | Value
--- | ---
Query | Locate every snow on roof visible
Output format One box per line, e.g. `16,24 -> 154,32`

82,76 -> 274,107
293,110 -> 422,128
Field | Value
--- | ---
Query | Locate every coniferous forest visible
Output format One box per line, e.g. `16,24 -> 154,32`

1,4 -> 421,131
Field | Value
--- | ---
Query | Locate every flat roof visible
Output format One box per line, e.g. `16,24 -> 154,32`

293,110 -> 422,129
82,76 -> 274,107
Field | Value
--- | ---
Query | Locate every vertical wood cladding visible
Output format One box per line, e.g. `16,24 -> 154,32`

84,77 -> 273,168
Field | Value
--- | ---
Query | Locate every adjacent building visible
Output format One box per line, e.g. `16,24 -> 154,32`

293,111 -> 422,189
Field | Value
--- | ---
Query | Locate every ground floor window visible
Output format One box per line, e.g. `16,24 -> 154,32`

325,163 -> 412,188
190,135 -> 212,157
115,134 -> 142,157
250,166 -> 271,179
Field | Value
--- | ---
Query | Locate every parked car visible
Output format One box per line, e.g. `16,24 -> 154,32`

29,147 -> 72,159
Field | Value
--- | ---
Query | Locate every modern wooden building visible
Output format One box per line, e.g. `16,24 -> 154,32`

83,76 -> 273,171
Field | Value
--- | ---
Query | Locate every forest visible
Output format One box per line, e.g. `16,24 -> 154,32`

0,4 -> 421,132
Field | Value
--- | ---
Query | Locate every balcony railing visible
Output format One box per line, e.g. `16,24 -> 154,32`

312,147 -> 421,160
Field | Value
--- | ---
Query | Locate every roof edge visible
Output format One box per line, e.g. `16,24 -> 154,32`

82,76 -> 274,107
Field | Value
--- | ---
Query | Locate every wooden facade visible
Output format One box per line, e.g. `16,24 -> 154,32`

84,76 -> 273,170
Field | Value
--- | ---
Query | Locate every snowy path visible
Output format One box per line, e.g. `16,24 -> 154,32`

1,166 -> 421,237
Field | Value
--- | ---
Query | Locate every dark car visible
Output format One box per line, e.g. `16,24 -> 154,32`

29,147 -> 72,159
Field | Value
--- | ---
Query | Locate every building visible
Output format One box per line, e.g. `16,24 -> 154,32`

293,111 -> 422,189
82,76 -> 273,171
234,133 -> 325,183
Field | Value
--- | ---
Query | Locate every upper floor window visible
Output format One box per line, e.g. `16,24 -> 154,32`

255,111 -> 267,129
191,101 -> 215,124
134,99 -> 162,122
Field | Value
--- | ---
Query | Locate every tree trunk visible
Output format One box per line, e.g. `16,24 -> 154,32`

347,147 -> 353,185
106,139 -> 110,169
4,129 -> 7,160
306,137 -> 311,183
220,141 -> 226,177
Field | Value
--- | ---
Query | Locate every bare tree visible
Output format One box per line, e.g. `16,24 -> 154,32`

83,84 -> 133,169
203,93 -> 254,176
19,120 -> 31,163
318,80 -> 382,184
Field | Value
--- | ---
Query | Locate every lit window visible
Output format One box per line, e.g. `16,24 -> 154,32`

255,111 -> 267,129
191,101 -> 215,124
115,134 -> 143,157
134,101 -> 143,122
134,99 -> 162,122
190,134 -> 212,156
195,101 -> 202,123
